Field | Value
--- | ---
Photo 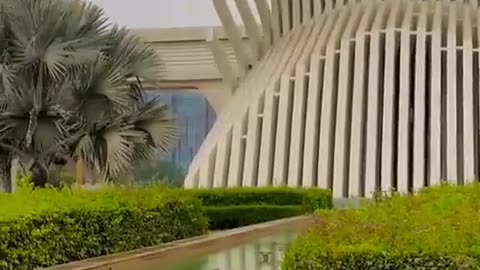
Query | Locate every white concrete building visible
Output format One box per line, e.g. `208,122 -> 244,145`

134,0 -> 480,198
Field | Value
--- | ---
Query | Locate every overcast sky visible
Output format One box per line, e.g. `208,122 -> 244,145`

87,0 -> 260,29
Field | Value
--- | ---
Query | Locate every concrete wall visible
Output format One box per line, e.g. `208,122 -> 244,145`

185,0 -> 480,198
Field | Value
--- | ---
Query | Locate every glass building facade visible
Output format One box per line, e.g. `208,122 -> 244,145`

151,91 -> 216,172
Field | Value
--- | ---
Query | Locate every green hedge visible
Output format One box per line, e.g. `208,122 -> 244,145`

282,184 -> 480,270
0,186 -> 332,269
187,188 -> 332,229
204,205 -> 305,229
0,187 -> 208,270
189,187 -> 332,210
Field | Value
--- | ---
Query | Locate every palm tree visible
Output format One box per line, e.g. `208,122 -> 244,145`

0,0 -> 177,191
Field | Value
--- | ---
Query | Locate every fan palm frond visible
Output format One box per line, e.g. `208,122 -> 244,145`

7,0 -> 107,80
0,0 -> 178,184
128,97 -> 178,153
71,56 -> 132,120
104,26 -> 162,82
73,121 -> 148,179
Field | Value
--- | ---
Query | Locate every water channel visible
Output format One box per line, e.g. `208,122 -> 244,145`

52,218 -> 313,270
150,231 -> 298,270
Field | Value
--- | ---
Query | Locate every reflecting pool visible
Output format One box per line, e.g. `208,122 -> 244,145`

158,231 -> 298,270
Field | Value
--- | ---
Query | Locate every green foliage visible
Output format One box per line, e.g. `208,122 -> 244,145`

0,186 -> 208,270
57,172 -> 76,188
0,186 -> 332,269
204,205 -> 305,229
0,0 -> 178,184
16,171 -> 74,190
187,187 -> 332,209
282,184 -> 480,270
134,159 -> 186,187
15,173 -> 32,189
185,188 -> 332,230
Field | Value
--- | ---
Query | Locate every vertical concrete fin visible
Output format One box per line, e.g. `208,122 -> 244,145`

234,0 -> 263,60
413,3 -> 428,191
207,28 -> 238,91
187,0 -> 480,198
213,0 -> 252,76
255,0 -> 274,49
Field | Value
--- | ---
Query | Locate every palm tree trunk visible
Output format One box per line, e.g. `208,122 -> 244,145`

76,158 -> 85,187
10,157 -> 21,192
0,155 -> 12,193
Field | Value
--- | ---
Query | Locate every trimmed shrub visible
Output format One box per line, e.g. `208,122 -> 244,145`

0,187 -> 208,270
186,188 -> 332,229
283,184 -> 480,270
189,187 -> 332,209
0,186 -> 331,268
204,205 -> 305,229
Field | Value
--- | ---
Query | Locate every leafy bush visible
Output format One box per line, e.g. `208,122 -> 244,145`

0,186 -> 208,270
204,205 -> 305,229
0,186 -> 331,269
188,187 -> 332,209
185,188 -> 332,230
283,184 -> 480,270
134,160 -> 186,187
15,173 -> 33,189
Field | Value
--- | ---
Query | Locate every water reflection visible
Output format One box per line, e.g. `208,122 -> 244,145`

164,232 -> 297,270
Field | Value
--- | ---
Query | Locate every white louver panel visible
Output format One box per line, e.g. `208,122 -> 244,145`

186,0 -> 480,198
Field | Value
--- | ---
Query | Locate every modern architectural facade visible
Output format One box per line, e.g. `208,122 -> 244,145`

152,92 -> 216,171
137,0 -> 480,198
